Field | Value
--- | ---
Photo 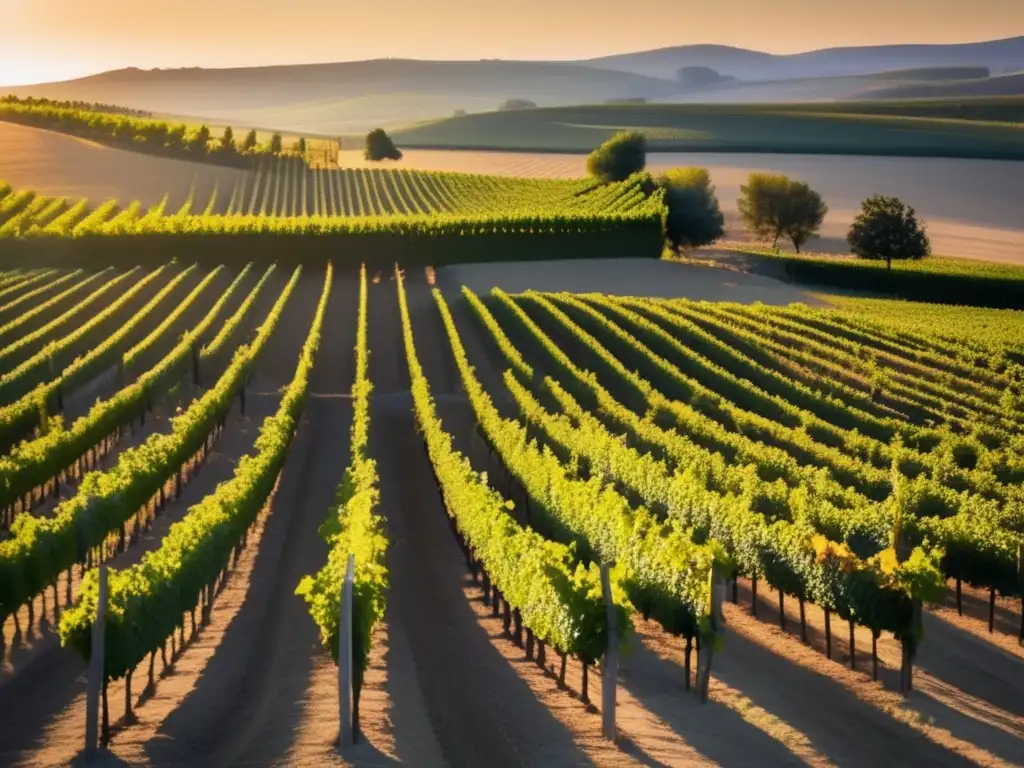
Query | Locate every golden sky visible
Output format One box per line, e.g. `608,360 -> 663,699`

2,0 -> 1023,84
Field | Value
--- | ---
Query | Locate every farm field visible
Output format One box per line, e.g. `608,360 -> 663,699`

340,148 -> 1024,266
389,103 -> 1024,158
4,118 -> 1024,265
0,260 -> 1021,767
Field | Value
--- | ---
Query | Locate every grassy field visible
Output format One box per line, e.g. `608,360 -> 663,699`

726,248 -> 1024,308
390,102 -> 1024,157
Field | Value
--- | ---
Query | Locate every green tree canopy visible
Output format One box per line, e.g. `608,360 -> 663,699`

220,126 -> 235,152
166,124 -> 187,149
847,195 -> 930,270
364,128 -> 403,161
187,125 -> 211,152
269,133 -> 283,155
738,173 -> 827,253
498,98 -> 537,111
242,128 -> 258,151
587,131 -> 647,184
659,167 -> 725,253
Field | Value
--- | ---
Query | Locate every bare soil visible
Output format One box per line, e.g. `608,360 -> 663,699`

0,122 -> 248,213
442,258 -> 825,306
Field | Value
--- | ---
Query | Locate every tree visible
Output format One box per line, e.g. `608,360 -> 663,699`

269,133 -> 283,155
498,98 -> 537,111
187,125 -> 211,152
586,131 -> 646,183
364,128 -> 403,161
847,195 -> 930,270
294,136 -> 307,155
220,126 -> 235,152
738,173 -> 827,253
676,66 -> 730,89
166,124 -> 187,150
659,167 -> 725,253
242,129 -> 258,152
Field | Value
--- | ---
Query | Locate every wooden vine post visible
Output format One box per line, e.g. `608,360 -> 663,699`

899,600 -> 922,693
696,562 -> 726,703
191,341 -> 201,387
1018,544 -> 1024,642
84,565 -> 108,762
337,553 -> 355,749
599,562 -> 618,741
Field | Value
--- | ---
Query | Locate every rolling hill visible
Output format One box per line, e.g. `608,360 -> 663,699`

388,102 -> 1024,158
1,60 -> 680,133
653,67 -> 1009,104
585,36 -> 1024,80
4,38 -> 1024,135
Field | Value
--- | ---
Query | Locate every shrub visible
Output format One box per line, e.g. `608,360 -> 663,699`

498,98 -> 537,111
847,195 -> 930,270
738,173 -> 827,253
364,128 -> 403,161
659,167 -> 725,252
587,131 -> 647,183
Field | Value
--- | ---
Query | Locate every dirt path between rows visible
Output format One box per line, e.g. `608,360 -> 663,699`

371,270 -> 631,766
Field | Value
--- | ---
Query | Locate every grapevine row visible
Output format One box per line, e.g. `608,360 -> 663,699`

0,266 -> 301,628
58,263 -> 329,716
0,269 -> 135,369
437,287 -> 720,642
467,288 -> 945,653
299,264 -> 388,713
495,290 -> 1023,598
397,266 -> 622,669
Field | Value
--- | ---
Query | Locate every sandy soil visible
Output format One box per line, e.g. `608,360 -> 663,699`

442,258 -> 825,306
0,122 -> 249,212
341,148 -> 1024,265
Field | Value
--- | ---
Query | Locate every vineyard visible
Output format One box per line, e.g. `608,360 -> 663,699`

0,162 -> 657,225
0,168 -> 665,267
0,258 -> 1020,767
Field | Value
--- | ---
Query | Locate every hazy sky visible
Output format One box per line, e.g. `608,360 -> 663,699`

2,0 -> 1023,85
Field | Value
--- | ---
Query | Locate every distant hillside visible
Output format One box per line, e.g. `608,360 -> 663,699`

861,72 -> 1024,100
654,67 -> 1016,104
6,39 -> 1024,135
389,102 -> 1024,159
2,60 -> 680,133
585,36 -> 1024,81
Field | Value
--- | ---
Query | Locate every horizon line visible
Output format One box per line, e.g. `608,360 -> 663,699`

3,31 -> 1022,89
